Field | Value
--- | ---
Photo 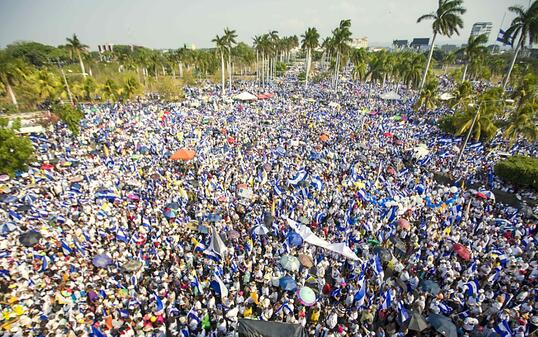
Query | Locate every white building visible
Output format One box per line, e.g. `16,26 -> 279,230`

470,22 -> 493,40
349,37 -> 368,49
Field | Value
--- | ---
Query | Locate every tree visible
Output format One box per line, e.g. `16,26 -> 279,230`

100,79 -> 119,101
503,101 -> 538,144
397,52 -> 426,88
223,28 -> 238,91
453,88 -> 503,142
50,103 -> 85,136
441,51 -> 456,73
0,118 -> 34,176
212,35 -> 227,96
501,1 -> 538,89
121,77 -> 142,101
65,34 -> 89,77
331,19 -> 352,91
32,69 -> 62,102
457,34 -> 488,81
252,35 -> 262,84
450,80 -> 473,109
301,27 -> 320,87
350,48 -> 369,82
414,79 -> 439,111
511,73 -> 538,109
0,50 -> 28,108
417,0 -> 466,90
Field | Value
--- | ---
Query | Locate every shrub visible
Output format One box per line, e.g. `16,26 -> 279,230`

0,118 -> 35,176
50,103 -> 85,136
437,115 -> 457,134
494,156 -> 538,190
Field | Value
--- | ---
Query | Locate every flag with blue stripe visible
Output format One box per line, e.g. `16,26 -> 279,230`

61,241 -> 73,255
465,280 -> 479,297
310,176 -> 323,192
398,301 -> 410,322
288,169 -> 307,186
495,319 -> 513,337
381,289 -> 392,310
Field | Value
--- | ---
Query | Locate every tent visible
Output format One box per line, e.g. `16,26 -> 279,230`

238,319 -> 306,337
380,91 -> 401,100
233,92 -> 258,101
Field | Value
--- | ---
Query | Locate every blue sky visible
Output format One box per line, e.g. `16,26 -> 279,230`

0,0 -> 530,49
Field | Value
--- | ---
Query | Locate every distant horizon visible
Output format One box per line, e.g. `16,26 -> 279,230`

0,0 -> 530,51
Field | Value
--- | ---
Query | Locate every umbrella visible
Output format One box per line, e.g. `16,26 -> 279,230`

405,311 -> 429,331
197,225 -> 209,234
163,208 -> 176,219
170,149 -> 196,161
17,205 -> 32,212
296,287 -> 317,306
475,192 -> 488,199
383,132 -> 394,138
122,260 -> 143,272
319,134 -> 329,142
252,225 -> 269,236
127,193 -> 139,201
453,243 -> 471,261
278,276 -> 297,291
19,230 -> 42,247
298,254 -> 314,268
419,279 -> 441,295
373,247 -> 392,262
263,212 -> 274,226
287,231 -> 303,248
427,314 -> 457,337
92,254 -> 113,268
0,174 -> 10,182
228,230 -> 240,239
280,255 -> 300,271
397,218 -> 411,230
166,202 -> 180,210
1,195 -> 17,204
1,222 -> 17,234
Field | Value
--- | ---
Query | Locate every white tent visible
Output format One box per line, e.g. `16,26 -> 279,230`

380,91 -> 401,100
233,92 -> 258,101
439,92 -> 455,101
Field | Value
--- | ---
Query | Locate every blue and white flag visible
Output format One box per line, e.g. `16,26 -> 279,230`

398,301 -> 410,322
288,169 -> 307,186
116,229 -> 129,242
91,326 -> 107,337
373,255 -> 384,278
154,293 -> 164,311
315,211 -> 326,224
8,210 -> 22,222
465,280 -> 479,297
495,319 -> 513,337
497,29 -> 513,46
273,181 -> 284,196
191,274 -> 204,295
438,301 -> 453,314
61,241 -> 73,255
381,289 -> 392,310
310,176 -> 323,192
353,277 -> 366,306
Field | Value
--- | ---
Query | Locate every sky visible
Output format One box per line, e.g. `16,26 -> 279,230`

0,0 -> 531,50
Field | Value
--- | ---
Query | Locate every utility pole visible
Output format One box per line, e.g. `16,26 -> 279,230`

56,58 -> 74,105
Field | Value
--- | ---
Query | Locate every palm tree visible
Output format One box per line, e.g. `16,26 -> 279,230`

450,80 -> 473,109
454,88 -> 503,144
350,48 -> 369,82
65,34 -> 89,77
121,77 -> 141,101
457,34 -> 488,81
301,27 -> 320,88
501,1 -> 538,89
212,35 -> 227,96
33,69 -> 62,101
223,28 -> 238,91
441,51 -> 456,73
253,35 -> 262,84
0,51 -> 28,108
268,30 -> 279,83
332,19 -> 352,91
511,73 -> 537,110
503,101 -> 538,144
414,79 -> 440,112
417,0 -> 466,90
100,79 -> 119,101
399,53 -> 426,88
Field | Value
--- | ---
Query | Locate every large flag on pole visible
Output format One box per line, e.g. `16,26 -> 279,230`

497,29 -> 513,46
208,226 -> 228,258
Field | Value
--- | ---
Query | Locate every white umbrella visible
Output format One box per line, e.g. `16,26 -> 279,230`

380,91 -> 401,100
233,92 -> 258,101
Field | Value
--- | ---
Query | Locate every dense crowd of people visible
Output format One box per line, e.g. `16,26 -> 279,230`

0,73 -> 536,337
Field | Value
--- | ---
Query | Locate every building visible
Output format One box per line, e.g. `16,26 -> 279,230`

470,22 -> 493,40
410,38 -> 430,51
392,40 -> 408,49
440,44 -> 458,52
349,37 -> 368,49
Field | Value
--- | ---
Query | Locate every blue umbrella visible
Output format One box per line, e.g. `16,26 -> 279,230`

275,147 -> 286,157
0,195 -> 17,204
427,314 -> 457,337
1,222 -> 17,235
92,254 -> 113,268
279,276 -> 297,291
419,279 -> 441,295
287,231 -> 303,248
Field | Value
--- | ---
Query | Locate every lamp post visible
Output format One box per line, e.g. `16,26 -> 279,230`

60,68 -> 74,105
455,103 -> 480,167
